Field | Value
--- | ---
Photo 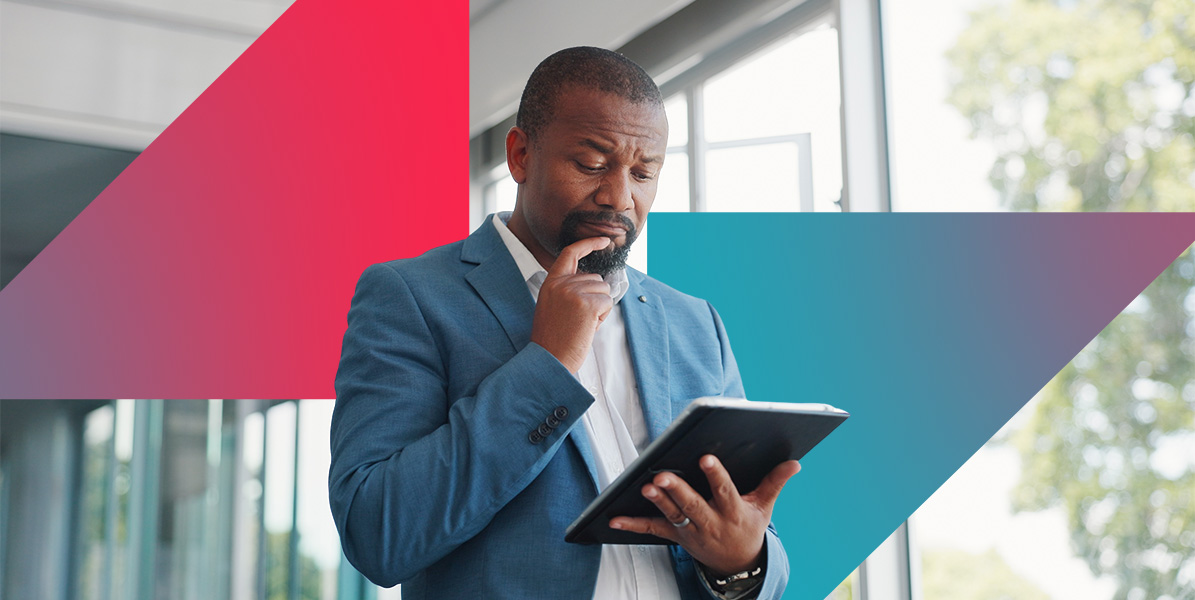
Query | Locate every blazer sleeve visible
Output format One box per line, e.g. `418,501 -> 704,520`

327,263 -> 594,587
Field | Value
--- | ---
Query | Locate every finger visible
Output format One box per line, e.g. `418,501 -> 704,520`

596,302 -> 613,324
554,278 -> 611,294
641,483 -> 688,527
654,471 -> 717,529
608,516 -> 682,543
548,237 -> 611,278
699,454 -> 743,511
744,460 -> 801,508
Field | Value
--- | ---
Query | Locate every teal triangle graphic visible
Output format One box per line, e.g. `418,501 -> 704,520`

647,212 -> 1195,598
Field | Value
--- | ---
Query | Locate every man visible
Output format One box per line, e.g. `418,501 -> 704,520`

329,47 -> 799,600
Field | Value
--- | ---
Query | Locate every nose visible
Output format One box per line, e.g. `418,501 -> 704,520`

595,170 -> 634,212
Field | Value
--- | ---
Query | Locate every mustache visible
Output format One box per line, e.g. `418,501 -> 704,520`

562,211 -> 636,236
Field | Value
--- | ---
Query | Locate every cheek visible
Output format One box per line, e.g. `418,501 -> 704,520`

549,172 -> 600,205
634,181 -> 658,214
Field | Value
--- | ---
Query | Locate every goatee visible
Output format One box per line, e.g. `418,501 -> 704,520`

557,211 -> 638,277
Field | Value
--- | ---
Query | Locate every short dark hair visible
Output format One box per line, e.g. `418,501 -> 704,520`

516,46 -> 663,142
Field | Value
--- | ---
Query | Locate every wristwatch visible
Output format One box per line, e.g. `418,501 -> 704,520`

708,565 -> 764,596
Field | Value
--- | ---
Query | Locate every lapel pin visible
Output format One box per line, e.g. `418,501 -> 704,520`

638,295 -> 647,303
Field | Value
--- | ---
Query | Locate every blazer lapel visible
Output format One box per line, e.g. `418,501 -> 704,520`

623,271 -> 672,440
463,216 -> 601,490
462,219 -> 535,353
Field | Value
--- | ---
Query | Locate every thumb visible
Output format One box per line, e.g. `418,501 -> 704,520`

747,460 -> 800,508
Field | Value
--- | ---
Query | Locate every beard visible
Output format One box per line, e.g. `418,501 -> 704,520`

556,210 -> 639,277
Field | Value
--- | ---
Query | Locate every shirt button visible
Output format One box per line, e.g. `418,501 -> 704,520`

638,546 -> 647,554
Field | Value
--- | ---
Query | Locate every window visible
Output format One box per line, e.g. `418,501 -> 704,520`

883,0 -> 1195,598
76,400 -> 136,600
72,400 -> 364,600
474,16 -> 845,276
697,23 -> 842,213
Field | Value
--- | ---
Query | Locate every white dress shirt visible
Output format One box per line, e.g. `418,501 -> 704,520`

493,213 -> 683,600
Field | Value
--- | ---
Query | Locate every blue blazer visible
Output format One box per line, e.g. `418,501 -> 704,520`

329,217 -> 789,599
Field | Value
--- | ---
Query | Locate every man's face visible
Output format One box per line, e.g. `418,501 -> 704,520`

507,86 -> 668,275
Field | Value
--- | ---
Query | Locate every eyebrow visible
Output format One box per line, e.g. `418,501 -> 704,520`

580,139 -> 613,154
579,138 -> 663,164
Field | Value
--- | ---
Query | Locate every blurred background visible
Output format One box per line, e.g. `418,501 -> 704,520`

2,0 -> 1193,599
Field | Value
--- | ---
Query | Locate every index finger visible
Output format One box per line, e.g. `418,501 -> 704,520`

548,237 -> 611,277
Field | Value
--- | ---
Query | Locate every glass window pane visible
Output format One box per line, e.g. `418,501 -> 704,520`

888,0 -> 1195,596
157,400 -> 228,600
883,0 -> 1002,211
296,400 -> 342,600
913,397 -> 1114,600
77,405 -> 114,600
490,174 -> 517,215
263,401 -> 297,600
233,407 -> 265,600
639,152 -> 689,274
653,152 -> 689,213
112,399 -> 135,600
664,93 -> 688,148
703,25 -> 841,144
913,252 -> 1195,600
705,143 -> 800,212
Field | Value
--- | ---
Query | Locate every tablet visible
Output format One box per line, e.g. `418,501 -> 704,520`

564,397 -> 849,545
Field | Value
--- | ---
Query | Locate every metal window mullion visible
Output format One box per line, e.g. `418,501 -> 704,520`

837,0 -> 892,213
687,85 -> 706,212
705,133 -> 808,150
287,401 -> 302,600
0,453 -> 8,599
214,401 -> 237,600
101,403 -> 119,600
256,406 -> 269,600
126,400 -> 163,600
857,521 -> 912,600
797,133 -> 814,212
653,0 -> 835,101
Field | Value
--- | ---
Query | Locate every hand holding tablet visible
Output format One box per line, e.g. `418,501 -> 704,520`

565,397 -> 849,546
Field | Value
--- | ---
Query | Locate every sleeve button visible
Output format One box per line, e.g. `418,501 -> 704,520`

537,423 -> 552,437
528,431 -> 543,444
553,406 -> 569,420
545,414 -> 560,428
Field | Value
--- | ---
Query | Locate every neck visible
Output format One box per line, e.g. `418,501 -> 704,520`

505,210 -> 557,272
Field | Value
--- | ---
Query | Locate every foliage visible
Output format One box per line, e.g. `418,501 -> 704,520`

947,0 -> 1195,212
947,0 -> 1195,598
921,548 -> 1051,600
266,530 -> 326,600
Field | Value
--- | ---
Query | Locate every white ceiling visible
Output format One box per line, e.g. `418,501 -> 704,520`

0,0 -> 690,147
0,0 -> 290,149
469,0 -> 693,137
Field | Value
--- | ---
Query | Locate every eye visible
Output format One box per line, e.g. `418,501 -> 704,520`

576,161 -> 604,173
633,171 -> 656,182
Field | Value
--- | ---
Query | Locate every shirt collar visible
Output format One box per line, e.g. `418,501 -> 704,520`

492,212 -> 629,304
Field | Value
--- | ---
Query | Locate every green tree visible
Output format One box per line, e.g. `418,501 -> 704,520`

922,549 -> 1051,600
266,531 -> 325,600
947,0 -> 1195,598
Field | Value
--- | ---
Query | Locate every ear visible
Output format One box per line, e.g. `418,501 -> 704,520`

505,126 -> 530,184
